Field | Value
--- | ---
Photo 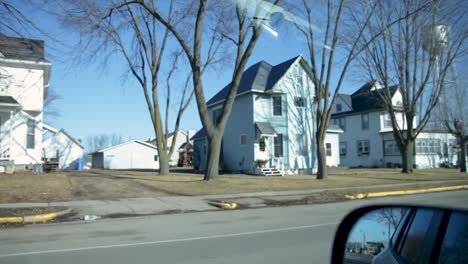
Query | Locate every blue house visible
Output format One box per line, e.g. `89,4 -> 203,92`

192,56 -> 342,176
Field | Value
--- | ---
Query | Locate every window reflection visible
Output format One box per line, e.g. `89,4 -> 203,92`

344,208 -> 407,264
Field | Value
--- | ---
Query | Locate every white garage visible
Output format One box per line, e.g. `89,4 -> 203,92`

91,140 -> 159,170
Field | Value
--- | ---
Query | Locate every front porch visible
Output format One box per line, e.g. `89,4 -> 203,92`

252,122 -> 284,176
0,96 -> 22,173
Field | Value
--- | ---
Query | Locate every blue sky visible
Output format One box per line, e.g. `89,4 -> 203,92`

17,2 -> 365,144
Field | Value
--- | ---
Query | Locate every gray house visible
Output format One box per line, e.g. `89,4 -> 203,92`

192,56 -> 342,176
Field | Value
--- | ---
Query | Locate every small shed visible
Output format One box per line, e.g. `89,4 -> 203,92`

42,126 -> 84,170
91,140 -> 159,170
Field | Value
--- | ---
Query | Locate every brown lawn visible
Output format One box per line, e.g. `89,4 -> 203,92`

0,168 -> 466,202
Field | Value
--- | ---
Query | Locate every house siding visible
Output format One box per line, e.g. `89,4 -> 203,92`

42,131 -> 84,170
99,142 -> 160,170
221,94 -> 255,172
334,111 -> 384,167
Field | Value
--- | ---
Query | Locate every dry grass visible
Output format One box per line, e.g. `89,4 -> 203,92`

0,168 -> 466,202
0,172 -> 73,203
96,168 -> 468,196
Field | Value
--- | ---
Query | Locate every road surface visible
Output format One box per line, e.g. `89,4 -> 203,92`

1,190 -> 467,264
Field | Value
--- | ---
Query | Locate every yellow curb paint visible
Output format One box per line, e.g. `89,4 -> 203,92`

345,185 -> 468,200
29,213 -> 58,223
0,212 -> 61,224
0,216 -> 24,224
209,201 -> 239,209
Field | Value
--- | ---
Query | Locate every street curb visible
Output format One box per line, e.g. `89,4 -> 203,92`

0,208 -> 73,224
208,200 -> 239,209
345,185 -> 468,200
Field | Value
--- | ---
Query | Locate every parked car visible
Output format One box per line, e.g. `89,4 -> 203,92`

168,159 -> 178,167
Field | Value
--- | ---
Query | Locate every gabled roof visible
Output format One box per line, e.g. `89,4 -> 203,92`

337,94 -> 352,108
191,128 -> 206,141
332,81 -> 400,117
0,34 -> 48,62
206,56 -> 302,106
0,96 -> 21,108
96,139 -> 157,153
58,129 -> 84,149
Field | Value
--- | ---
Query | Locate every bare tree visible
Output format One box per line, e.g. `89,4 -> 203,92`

358,0 -> 467,173
286,0 -> 431,179
43,88 -> 62,120
433,66 -> 467,172
0,0 -> 44,36
55,0 -> 198,175
107,0 -> 281,180
86,133 -> 125,153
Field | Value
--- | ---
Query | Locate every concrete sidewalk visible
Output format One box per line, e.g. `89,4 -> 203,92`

0,179 -> 467,218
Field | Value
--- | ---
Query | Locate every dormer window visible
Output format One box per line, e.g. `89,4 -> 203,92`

336,103 -> 342,112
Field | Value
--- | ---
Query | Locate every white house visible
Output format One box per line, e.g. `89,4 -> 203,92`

0,35 -> 51,171
192,56 -> 342,176
146,129 -> 196,166
331,81 -> 458,168
91,140 -> 160,170
42,124 -> 84,170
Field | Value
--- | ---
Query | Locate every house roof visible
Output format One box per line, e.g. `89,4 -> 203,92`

332,81 -> 399,117
95,140 -> 157,153
0,34 -> 48,62
0,96 -> 21,108
326,124 -> 344,133
338,94 -> 352,108
255,122 -> 277,136
206,56 -> 302,106
179,142 -> 193,151
191,128 -> 206,141
58,129 -> 84,149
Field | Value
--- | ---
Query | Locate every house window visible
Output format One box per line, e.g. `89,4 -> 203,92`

333,118 -> 346,131
240,134 -> 247,145
212,108 -> 222,125
154,155 -> 158,161
259,137 -> 266,152
361,114 -> 369,130
295,134 -> 307,155
336,103 -> 342,112
272,96 -> 282,116
339,142 -> 347,156
416,139 -> 441,154
384,113 -> 392,128
357,140 -> 370,155
26,119 -> 35,149
383,140 -> 400,156
326,143 -> 332,156
274,133 -> 283,157
294,97 -> 305,107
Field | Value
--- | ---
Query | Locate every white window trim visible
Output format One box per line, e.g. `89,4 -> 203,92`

272,95 -> 282,116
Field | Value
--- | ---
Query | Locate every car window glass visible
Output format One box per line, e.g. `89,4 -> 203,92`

438,212 -> 468,264
399,209 -> 434,264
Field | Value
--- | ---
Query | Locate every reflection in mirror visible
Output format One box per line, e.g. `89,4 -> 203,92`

344,207 -> 408,264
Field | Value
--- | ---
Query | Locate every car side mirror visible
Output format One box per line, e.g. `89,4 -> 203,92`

331,205 -> 468,264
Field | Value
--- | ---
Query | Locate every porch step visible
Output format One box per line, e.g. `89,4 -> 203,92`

261,168 -> 283,176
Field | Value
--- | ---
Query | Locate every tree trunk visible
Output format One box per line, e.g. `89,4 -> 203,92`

401,140 -> 414,173
459,138 -> 467,173
316,132 -> 327,180
158,150 -> 170,175
204,134 -> 222,180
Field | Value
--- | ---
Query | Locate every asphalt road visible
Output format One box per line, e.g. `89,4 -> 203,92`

1,190 -> 467,264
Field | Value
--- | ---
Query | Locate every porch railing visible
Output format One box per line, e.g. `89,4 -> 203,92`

270,157 -> 284,176
0,138 -> 12,160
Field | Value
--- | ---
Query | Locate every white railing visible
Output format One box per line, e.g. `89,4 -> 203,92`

0,138 -> 12,160
270,157 -> 284,176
